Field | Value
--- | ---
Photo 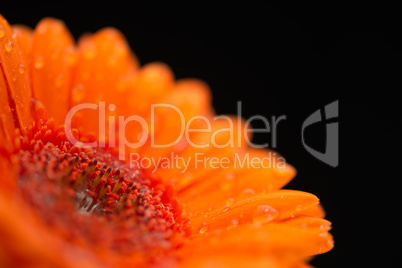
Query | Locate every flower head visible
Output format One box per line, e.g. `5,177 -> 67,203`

0,14 -> 333,267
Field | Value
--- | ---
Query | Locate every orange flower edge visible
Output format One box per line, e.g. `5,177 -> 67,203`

0,14 -> 333,268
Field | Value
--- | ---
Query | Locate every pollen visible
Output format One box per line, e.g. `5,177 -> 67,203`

15,119 -> 190,262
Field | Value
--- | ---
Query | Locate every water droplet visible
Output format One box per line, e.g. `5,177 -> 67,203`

0,25 -> 5,38
34,56 -> 44,69
222,205 -> 230,212
226,198 -> 235,206
319,232 -> 327,237
319,224 -> 330,231
18,64 -> 25,74
72,84 -> 85,102
4,40 -> 13,52
226,218 -> 239,231
12,74 -> 17,82
239,211 -> 245,219
295,204 -> 302,212
252,205 -> 279,224
199,223 -> 209,234
241,188 -> 255,195
12,33 -> 17,39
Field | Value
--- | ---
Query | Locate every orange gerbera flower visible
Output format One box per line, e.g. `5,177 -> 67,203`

0,14 -> 333,268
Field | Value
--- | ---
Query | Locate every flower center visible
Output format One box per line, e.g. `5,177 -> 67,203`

15,120 -> 189,263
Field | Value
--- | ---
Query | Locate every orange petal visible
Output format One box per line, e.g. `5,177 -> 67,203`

281,216 -> 332,231
0,151 -> 17,196
0,66 -> 16,143
31,18 -> 76,125
300,203 -> 326,218
182,216 -> 333,259
177,254 -> 311,268
127,62 -> 175,115
189,190 -> 319,234
178,149 -> 295,206
70,28 -> 139,139
152,115 -> 248,188
262,217 -> 334,256
119,62 -> 176,157
0,194 -> 105,267
135,78 -> 211,160
0,15 -> 33,131
11,25 -> 33,74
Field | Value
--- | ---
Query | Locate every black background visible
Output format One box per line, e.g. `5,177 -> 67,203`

2,2 -> 400,267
